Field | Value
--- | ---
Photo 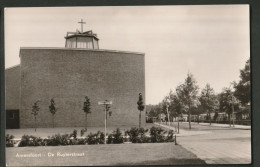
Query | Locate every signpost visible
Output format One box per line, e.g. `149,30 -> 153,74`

98,100 -> 112,144
98,101 -> 112,105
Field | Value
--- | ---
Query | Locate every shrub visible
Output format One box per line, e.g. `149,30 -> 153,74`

126,127 -> 149,143
112,128 -> 124,144
87,131 -> 105,145
80,128 -> 88,136
107,128 -> 124,144
19,135 -> 44,147
45,134 -> 71,146
6,134 -> 14,147
150,126 -> 167,143
107,134 -> 113,144
126,127 -> 139,143
165,130 -> 174,142
76,138 -> 88,145
71,129 -> 77,139
97,131 -> 105,144
137,128 -> 150,143
146,117 -> 154,123
68,138 -> 87,145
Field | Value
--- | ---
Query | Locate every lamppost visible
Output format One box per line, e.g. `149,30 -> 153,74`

177,112 -> 180,134
166,97 -> 170,126
228,85 -> 235,128
231,94 -> 235,128
98,100 -> 112,144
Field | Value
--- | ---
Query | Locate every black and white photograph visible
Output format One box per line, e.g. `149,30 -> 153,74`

4,5 -> 250,166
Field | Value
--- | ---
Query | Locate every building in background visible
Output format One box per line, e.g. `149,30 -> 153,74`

6,22 -> 145,128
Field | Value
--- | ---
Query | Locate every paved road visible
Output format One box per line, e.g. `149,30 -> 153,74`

167,122 -> 251,164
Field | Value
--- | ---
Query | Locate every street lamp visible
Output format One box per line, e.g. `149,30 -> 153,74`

228,84 -> 236,128
231,95 -> 235,128
166,97 -> 170,126
98,100 -> 112,144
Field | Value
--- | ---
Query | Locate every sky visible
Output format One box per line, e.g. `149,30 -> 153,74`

4,5 -> 250,105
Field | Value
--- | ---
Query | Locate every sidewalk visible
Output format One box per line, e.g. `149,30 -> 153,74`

155,122 -> 251,130
154,122 -> 251,164
154,122 -> 212,137
196,122 -> 251,130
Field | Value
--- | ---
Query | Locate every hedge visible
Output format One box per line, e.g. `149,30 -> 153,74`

13,127 -> 175,147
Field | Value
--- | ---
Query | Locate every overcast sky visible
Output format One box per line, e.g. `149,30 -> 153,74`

5,5 -> 249,105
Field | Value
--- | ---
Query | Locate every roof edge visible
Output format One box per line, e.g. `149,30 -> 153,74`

20,47 -> 145,55
65,34 -> 99,40
5,64 -> 20,70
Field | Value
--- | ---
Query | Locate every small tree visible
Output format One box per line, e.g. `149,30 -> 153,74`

199,84 -> 219,125
219,88 -> 240,126
160,96 -> 171,125
176,73 -> 199,129
83,96 -> 91,128
137,93 -> 145,128
234,59 -> 251,118
169,93 -> 184,133
192,104 -> 203,124
31,101 -> 40,132
213,111 -> 219,121
234,59 -> 250,106
49,98 -> 57,128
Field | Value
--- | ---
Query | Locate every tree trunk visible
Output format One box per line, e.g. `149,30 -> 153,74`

209,110 -> 212,125
188,110 -> 191,129
35,116 -> 36,132
178,117 -> 180,134
85,113 -> 88,128
139,110 -> 141,128
53,115 -> 54,128
229,114 -> 231,127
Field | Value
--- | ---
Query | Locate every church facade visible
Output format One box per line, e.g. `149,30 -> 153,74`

6,25 -> 145,128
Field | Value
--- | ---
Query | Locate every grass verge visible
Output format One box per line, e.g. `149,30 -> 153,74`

6,143 -> 205,166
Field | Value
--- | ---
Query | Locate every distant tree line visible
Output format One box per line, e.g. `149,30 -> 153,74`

147,59 -> 250,129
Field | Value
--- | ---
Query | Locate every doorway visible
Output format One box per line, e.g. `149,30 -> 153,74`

6,110 -> 19,129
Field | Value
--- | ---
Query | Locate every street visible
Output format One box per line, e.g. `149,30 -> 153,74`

169,122 -> 251,164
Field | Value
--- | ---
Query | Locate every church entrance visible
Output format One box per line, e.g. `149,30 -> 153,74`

6,110 -> 20,129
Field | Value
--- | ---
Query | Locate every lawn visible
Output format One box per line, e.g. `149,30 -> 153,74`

5,124 -> 206,166
6,143 -> 206,166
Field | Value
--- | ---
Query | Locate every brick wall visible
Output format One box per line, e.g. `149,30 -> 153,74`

19,48 -> 145,128
5,65 -> 20,110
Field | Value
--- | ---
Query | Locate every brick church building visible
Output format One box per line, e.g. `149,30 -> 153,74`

6,22 -> 145,128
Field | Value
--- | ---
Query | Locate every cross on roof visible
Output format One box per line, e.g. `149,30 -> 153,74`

78,19 -> 86,33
